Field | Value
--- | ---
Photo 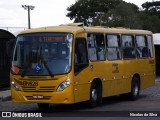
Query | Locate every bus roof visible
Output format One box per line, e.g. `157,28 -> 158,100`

85,27 -> 152,35
18,24 -> 152,35
19,26 -> 84,35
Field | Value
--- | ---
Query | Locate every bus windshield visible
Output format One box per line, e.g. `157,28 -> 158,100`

12,33 -> 73,76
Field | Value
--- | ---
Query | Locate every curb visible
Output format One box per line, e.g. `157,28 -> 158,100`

0,95 -> 11,102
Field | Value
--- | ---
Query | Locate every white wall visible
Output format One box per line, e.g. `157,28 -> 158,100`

153,33 -> 160,45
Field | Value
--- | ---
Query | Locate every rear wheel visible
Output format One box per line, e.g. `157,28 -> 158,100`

128,77 -> 140,100
37,103 -> 50,109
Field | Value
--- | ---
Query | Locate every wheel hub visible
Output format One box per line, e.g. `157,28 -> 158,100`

92,89 -> 97,101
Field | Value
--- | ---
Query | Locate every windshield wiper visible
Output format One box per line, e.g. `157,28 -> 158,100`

39,46 -> 54,78
41,56 -> 54,78
21,66 -> 28,77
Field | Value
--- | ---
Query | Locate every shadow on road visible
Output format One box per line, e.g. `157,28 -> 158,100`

19,94 -> 148,113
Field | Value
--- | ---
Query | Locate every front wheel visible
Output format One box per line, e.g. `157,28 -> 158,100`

89,83 -> 98,107
88,82 -> 101,108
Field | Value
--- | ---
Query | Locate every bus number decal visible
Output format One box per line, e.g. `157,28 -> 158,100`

149,60 -> 154,64
22,81 -> 38,86
112,63 -> 119,73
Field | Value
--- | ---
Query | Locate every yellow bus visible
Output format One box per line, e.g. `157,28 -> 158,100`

10,23 -> 155,108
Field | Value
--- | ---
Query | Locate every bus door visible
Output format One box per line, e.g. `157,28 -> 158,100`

74,38 -> 90,103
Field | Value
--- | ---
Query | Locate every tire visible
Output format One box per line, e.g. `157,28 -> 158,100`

128,77 -> 140,101
37,103 -> 50,109
88,82 -> 102,107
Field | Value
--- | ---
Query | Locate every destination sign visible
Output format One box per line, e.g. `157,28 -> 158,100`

31,36 -> 64,42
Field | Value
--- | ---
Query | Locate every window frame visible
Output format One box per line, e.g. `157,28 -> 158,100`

105,34 -> 122,61
121,34 -> 136,60
74,37 -> 89,75
87,33 -> 106,62
135,35 -> 149,59
147,35 -> 154,58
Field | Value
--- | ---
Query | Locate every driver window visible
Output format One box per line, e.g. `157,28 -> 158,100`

74,38 -> 88,74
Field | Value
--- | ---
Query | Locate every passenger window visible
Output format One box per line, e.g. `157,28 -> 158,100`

74,38 -> 88,74
136,35 -> 148,58
106,34 -> 121,60
147,36 -> 154,58
122,35 -> 135,59
87,33 -> 105,61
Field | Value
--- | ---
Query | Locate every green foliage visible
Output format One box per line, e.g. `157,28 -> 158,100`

142,1 -> 160,17
66,0 -> 160,32
137,12 -> 160,32
67,0 -> 122,25
92,1 -> 140,28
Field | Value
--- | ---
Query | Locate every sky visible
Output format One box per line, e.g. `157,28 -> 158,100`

0,0 -> 158,31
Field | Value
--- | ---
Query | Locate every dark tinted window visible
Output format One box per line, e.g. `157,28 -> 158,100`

74,38 -> 88,74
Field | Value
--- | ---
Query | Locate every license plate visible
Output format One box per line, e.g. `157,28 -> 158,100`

33,94 -> 43,99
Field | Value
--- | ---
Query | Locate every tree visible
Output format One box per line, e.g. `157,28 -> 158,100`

142,1 -> 160,17
140,1 -> 160,32
137,11 -> 160,32
92,1 -> 140,28
66,0 -> 160,32
66,0 -> 122,26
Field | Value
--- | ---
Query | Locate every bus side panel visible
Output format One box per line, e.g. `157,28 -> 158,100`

90,62 -> 118,98
122,60 -> 136,94
74,61 -> 118,102
73,66 -> 91,103
102,62 -> 115,97
140,58 -> 155,90
103,61 -> 127,97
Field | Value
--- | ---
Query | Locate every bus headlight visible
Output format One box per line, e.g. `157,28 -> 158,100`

57,78 -> 70,92
11,81 -> 20,91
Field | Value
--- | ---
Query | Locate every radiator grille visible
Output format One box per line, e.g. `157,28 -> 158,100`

22,86 -> 56,92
